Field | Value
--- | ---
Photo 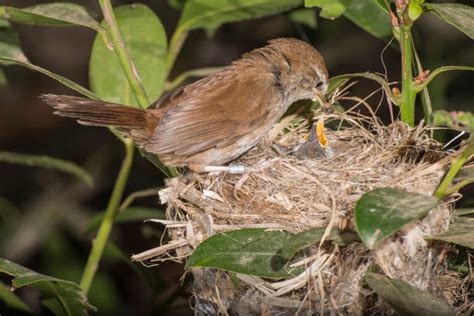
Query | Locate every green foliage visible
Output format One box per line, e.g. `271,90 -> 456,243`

0,281 -> 32,313
0,3 -> 100,31
176,0 -> 303,36
432,110 -> 474,131
365,272 -> 456,316
305,0 -> 391,38
344,0 -> 392,38
0,19 -> 27,61
186,229 -> 298,278
355,188 -> 439,249
280,227 -> 357,259
1,0 -> 473,313
0,57 -> 98,99
305,0 -> 351,19
0,151 -> 93,186
0,258 -> 96,316
187,227 -> 350,278
408,0 -> 424,22
89,4 -> 167,106
287,8 -> 317,29
427,3 -> 474,40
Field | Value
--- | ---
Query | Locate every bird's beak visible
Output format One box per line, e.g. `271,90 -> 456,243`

314,92 -> 333,114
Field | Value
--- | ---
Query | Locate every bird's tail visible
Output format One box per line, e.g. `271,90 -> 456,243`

42,94 -> 158,146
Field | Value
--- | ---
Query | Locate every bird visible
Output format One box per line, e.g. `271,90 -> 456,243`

42,38 -> 330,173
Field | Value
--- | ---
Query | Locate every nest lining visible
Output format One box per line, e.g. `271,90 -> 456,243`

132,111 -> 472,315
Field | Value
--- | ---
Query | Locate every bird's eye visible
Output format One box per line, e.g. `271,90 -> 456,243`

315,81 -> 324,89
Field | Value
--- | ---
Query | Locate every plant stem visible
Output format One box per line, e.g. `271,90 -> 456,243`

434,139 -> 474,199
98,0 -> 176,178
164,31 -> 188,81
399,24 -> 416,126
80,139 -> 134,294
98,0 -> 150,108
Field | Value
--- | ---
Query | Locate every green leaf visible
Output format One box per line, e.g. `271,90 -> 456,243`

408,1 -> 424,22
177,0 -> 303,36
0,151 -> 93,186
374,0 -> 389,14
305,0 -> 352,19
0,281 -> 32,313
89,4 -> 167,106
0,258 -> 96,316
84,207 -> 164,235
0,20 -> 28,62
427,3 -> 474,40
186,229 -> 298,278
344,0 -> 392,38
287,8 -> 317,29
0,3 -> 101,32
426,217 -> 474,249
0,57 -> 98,99
355,188 -> 439,249
281,227 -> 358,259
365,272 -> 456,316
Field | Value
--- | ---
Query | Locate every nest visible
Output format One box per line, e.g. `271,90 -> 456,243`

132,110 -> 472,315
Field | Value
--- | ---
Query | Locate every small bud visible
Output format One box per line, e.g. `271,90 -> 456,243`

392,87 -> 401,97
415,69 -> 431,85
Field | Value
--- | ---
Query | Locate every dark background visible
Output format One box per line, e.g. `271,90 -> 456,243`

0,0 -> 473,315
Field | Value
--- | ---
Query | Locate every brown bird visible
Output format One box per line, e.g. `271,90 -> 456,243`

43,38 -> 330,173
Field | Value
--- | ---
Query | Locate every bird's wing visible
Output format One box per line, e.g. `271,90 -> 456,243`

145,64 -> 279,157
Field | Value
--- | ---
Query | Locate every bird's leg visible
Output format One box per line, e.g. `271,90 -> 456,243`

189,164 -> 247,174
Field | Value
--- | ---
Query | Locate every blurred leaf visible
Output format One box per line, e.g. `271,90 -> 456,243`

0,258 -> 96,316
0,151 -> 93,186
374,0 -> 389,14
84,206 -> 164,235
355,188 -> 439,249
177,0 -> 302,36
426,217 -> 474,249
0,19 -> 28,62
344,0 -> 392,38
327,76 -> 349,95
432,110 -> 474,131
427,3 -> 474,40
89,4 -> 167,106
0,68 -> 6,85
365,272 -> 456,316
168,0 -> 188,10
0,57 -> 98,99
281,227 -> 358,259
288,8 -> 317,29
408,1 -> 424,22
0,281 -> 32,313
305,0 -> 352,19
186,229 -> 300,278
0,3 -> 100,32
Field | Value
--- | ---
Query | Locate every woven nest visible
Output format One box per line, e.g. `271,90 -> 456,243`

132,109 -> 471,315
